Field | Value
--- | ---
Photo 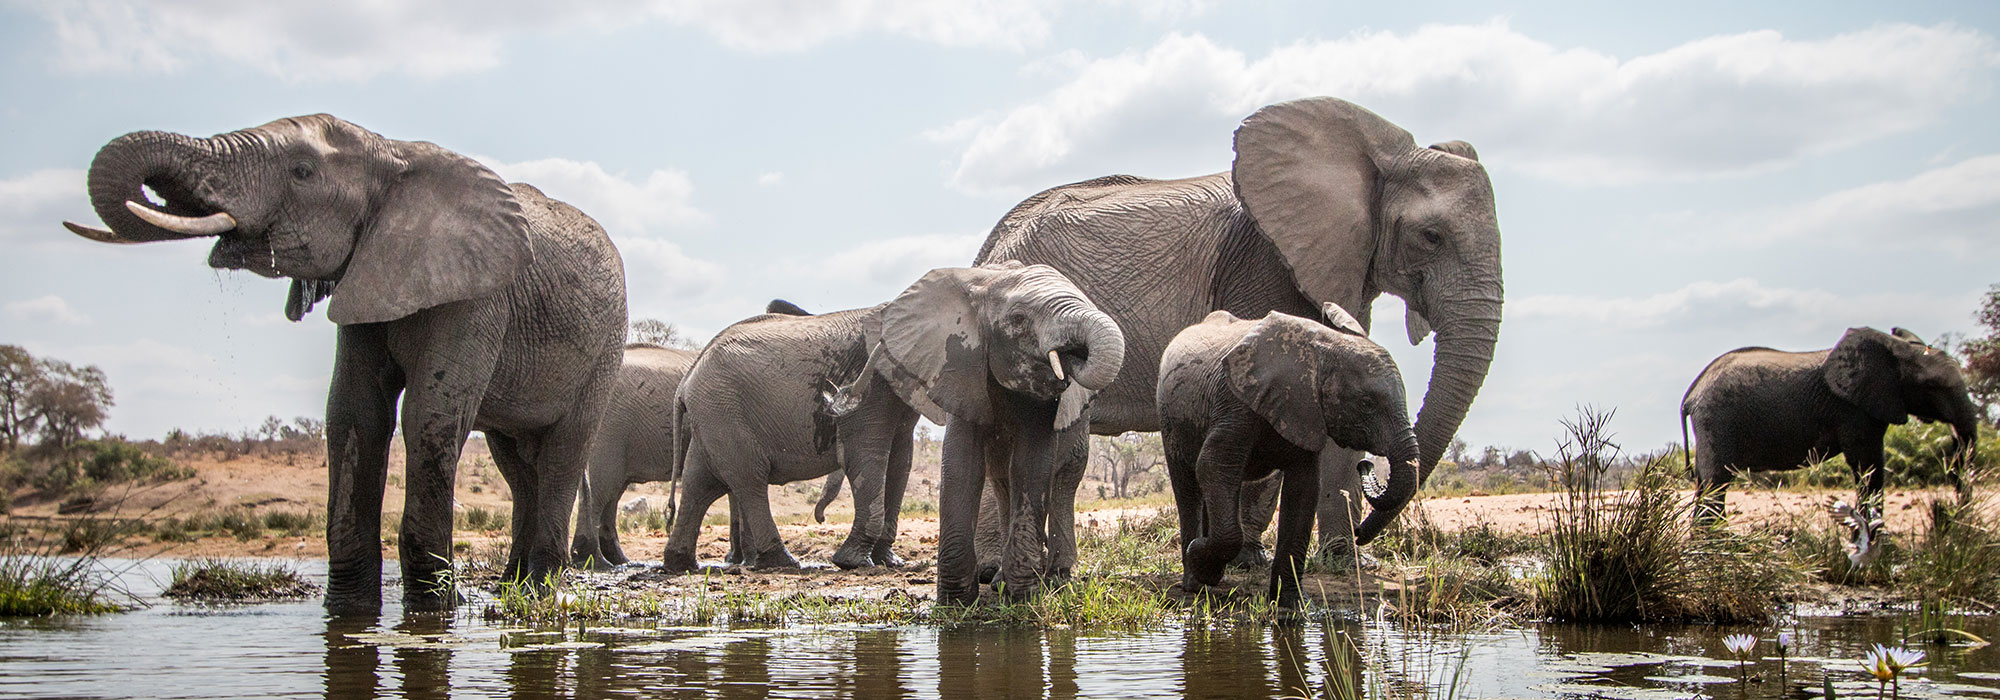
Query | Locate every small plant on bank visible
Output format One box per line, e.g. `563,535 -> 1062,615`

0,515 -> 144,616
163,559 -> 319,602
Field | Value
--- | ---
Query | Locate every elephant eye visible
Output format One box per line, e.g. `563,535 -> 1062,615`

1420,227 -> 1444,247
291,161 -> 316,181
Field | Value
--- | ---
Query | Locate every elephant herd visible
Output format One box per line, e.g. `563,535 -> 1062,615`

60,97 -> 1976,615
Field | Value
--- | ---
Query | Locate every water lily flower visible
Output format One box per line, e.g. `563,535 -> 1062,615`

1882,645 -> 1926,673
1775,631 -> 1793,656
1723,633 -> 1757,657
1862,644 -> 1929,698
1862,645 -> 1894,681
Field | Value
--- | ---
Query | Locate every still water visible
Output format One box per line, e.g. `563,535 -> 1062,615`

2,559 -> 1997,699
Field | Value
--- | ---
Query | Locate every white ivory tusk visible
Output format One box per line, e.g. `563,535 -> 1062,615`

125,200 -> 236,235
1049,350 -> 1066,382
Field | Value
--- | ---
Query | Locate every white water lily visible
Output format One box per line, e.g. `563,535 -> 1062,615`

1723,633 -> 1756,657
1775,631 -> 1793,655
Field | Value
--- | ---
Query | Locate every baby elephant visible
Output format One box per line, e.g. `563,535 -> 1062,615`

1158,305 -> 1419,608
570,343 -> 697,569
1682,326 -> 1980,565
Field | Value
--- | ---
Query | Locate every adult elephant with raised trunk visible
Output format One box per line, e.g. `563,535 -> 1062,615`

64,115 -> 627,614
975,97 -> 1503,560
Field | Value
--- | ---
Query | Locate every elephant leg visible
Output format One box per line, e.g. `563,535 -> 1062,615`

487,432 -> 538,576
723,495 -> 748,566
1187,425 -> 1252,588
1163,426 -> 1206,594
872,415 -> 917,568
1271,451 -> 1320,609
569,472 -> 601,568
1043,421 -> 1089,581
501,412 -> 598,590
975,435 -> 1012,584
1313,445 -> 1367,564
662,449 -> 727,573
596,481 -> 629,566
937,421 -> 991,605
832,409 -> 901,570
1000,418 -> 1055,601
395,382 -> 490,611
1233,476 -> 1279,569
735,479 -> 799,570
323,325 -> 403,616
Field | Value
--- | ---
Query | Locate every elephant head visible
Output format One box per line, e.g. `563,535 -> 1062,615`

64,114 -> 531,325
870,262 -> 1126,430
1232,97 -> 1503,485
1826,326 -> 1983,471
1221,304 -> 1420,543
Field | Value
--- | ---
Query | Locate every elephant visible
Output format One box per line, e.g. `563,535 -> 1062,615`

570,343 -> 697,568
1681,326 -> 1981,565
974,96 -> 1501,565
63,114 -> 627,613
1158,305 -> 1419,608
664,263 -> 1122,578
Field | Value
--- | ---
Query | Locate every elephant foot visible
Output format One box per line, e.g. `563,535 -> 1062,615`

1229,542 -> 1271,570
661,550 -> 701,574
995,577 -> 1039,603
937,582 -> 980,607
976,561 -> 1000,584
750,548 -> 802,571
831,544 -> 875,570
402,584 -> 461,613
572,554 -> 616,571
324,591 -> 384,617
1313,549 -> 1380,573
873,547 -> 908,569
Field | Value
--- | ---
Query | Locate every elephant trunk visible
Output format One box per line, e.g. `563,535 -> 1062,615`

1353,428 -> 1420,545
1412,283 -> 1502,485
77,130 -> 232,243
1949,398 -> 1981,477
1049,301 -> 1125,392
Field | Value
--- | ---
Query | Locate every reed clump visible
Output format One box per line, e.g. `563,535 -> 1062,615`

163,559 -> 319,601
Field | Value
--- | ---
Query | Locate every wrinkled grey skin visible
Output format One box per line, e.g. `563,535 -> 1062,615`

901,267 -> 1124,605
570,344 -> 697,569
65,115 -> 627,614
1682,327 -> 1980,558
1159,306 -> 1419,609
666,264 -> 1122,578
975,97 -> 1501,562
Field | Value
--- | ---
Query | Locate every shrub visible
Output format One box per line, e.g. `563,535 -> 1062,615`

457,506 -> 509,532
164,559 -> 319,601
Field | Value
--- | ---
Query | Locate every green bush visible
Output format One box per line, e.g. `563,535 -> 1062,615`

28,439 -> 193,494
1755,421 -> 1997,490
457,506 -> 510,532
260,510 -> 322,536
164,559 -> 319,601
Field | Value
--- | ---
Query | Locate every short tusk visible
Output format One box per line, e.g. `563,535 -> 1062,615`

1048,350 -> 1065,382
125,200 -> 236,235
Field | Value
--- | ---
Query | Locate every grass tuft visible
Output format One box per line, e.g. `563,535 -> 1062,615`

163,558 -> 319,601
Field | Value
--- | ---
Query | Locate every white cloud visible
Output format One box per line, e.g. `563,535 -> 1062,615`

4,295 -> 90,325
618,237 -> 727,300
756,171 -> 784,187
0,168 -> 88,242
1512,278 -> 1969,339
479,156 -> 709,236
931,23 -> 2000,194
1759,154 -> 2000,253
787,232 -> 985,288
24,0 -> 1202,81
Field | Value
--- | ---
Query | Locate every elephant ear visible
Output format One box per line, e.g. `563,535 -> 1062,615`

1428,140 -> 1479,161
1825,327 -> 1909,425
327,141 -> 532,325
869,267 -> 994,425
1233,97 -> 1417,306
1225,313 -> 1328,451
1319,301 -> 1366,337
1053,382 -> 1092,432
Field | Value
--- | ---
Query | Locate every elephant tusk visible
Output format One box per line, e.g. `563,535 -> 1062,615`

1049,350 -> 1066,382
63,220 -> 143,244
125,200 -> 237,235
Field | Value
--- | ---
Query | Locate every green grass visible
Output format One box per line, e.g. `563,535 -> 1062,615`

0,515 -> 142,616
163,559 -> 319,601
455,506 -> 510,533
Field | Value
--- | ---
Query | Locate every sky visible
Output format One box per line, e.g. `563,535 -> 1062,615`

1,1 -> 1996,457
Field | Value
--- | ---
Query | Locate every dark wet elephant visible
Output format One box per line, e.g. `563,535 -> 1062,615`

1682,326 -> 1980,565
1158,305 -> 1419,608
975,96 -> 1501,563
65,114 -> 627,613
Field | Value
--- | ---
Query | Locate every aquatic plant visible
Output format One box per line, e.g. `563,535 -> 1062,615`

1722,633 -> 1756,685
163,559 -> 319,601
0,514 -> 144,616
1860,644 -> 1926,699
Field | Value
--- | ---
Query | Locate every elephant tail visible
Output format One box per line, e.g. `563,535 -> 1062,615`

814,470 -> 845,523
668,394 -> 691,526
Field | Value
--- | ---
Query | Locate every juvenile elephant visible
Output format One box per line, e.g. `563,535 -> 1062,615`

976,97 -> 1501,563
1681,327 -> 1980,564
665,264 -> 1122,576
1158,305 -> 1419,608
64,115 -> 627,613
570,343 -> 697,568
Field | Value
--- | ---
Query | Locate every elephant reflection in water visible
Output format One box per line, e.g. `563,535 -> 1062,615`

936,626 -> 1080,699
322,615 -> 456,700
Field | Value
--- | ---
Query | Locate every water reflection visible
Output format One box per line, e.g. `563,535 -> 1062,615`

7,560 -> 2000,699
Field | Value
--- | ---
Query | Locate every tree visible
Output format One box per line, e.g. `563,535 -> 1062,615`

1958,284 -> 2000,424
0,345 -> 35,451
629,318 -> 701,350
27,358 -> 113,450
1090,432 -> 1163,500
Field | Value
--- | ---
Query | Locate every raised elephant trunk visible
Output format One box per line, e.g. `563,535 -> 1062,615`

1354,429 -> 1420,545
1413,286 -> 1502,485
1050,302 -> 1125,392
74,131 -> 234,243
